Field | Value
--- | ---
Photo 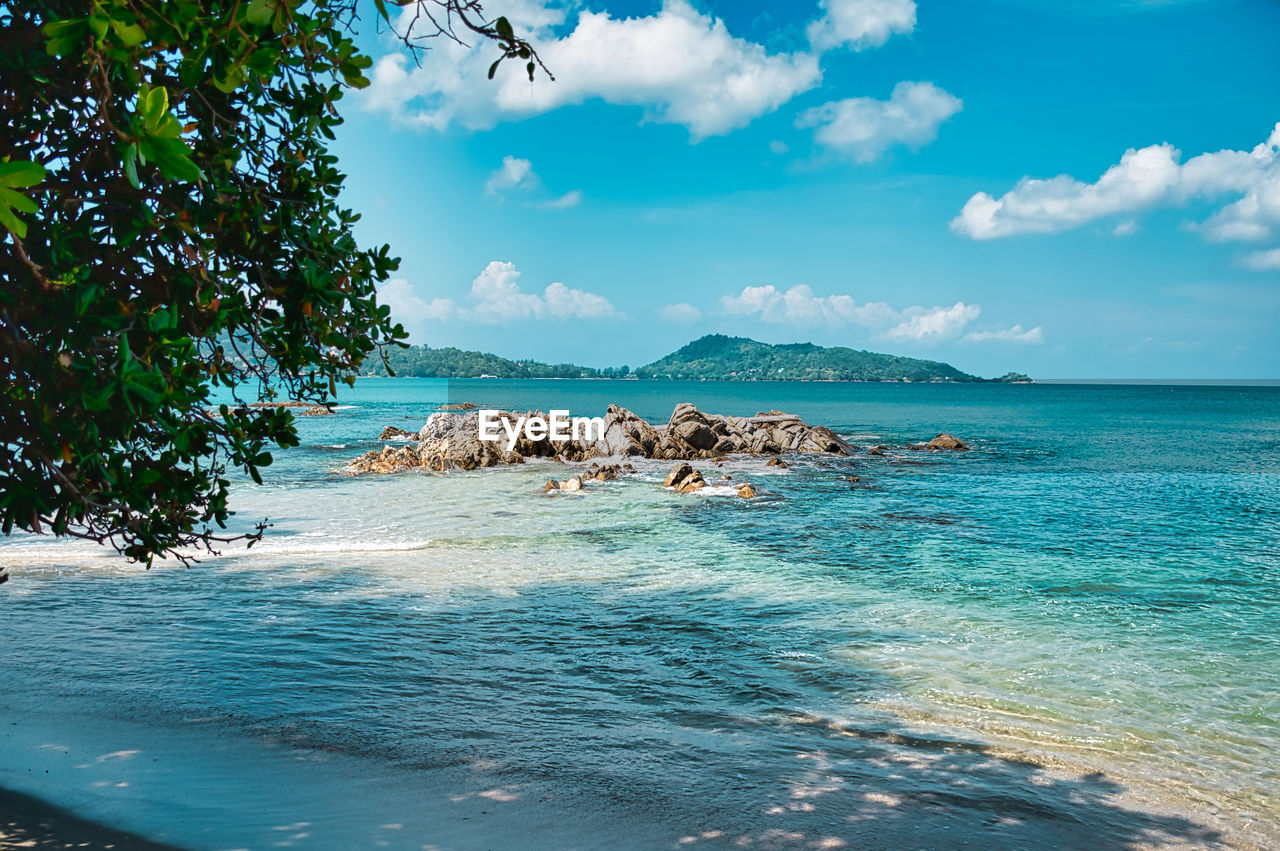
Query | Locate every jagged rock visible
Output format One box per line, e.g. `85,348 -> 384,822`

379,426 -> 416,440
677,474 -> 705,493
593,404 -> 661,457
300,404 -> 333,416
868,446 -> 887,456
766,457 -> 788,468
664,462 -> 694,488
592,464 -> 620,482
347,403 -> 855,474
737,483 -> 756,499
544,475 -> 584,493
664,462 -> 705,493
927,433 -> 969,451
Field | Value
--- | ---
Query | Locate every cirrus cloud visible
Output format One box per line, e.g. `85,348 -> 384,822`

659,302 -> 703,322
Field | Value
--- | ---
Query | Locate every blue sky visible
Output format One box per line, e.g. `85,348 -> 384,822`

332,0 -> 1280,378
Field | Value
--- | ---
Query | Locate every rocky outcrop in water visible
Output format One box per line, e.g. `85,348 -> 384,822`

343,403 -> 857,475
926,433 -> 969,451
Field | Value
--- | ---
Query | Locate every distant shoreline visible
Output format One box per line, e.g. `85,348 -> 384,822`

363,376 -> 1280,386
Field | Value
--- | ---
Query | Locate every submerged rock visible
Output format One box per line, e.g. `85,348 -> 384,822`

379,426 -> 417,440
438,402 -> 478,411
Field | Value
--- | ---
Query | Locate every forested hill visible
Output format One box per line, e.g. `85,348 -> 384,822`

368,336 -> 1030,382
362,345 -> 621,379
633,335 -> 1025,382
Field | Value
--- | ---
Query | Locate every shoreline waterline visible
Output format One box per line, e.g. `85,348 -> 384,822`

2,379 -> 1277,848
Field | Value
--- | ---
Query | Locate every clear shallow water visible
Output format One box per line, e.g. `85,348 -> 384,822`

2,379 -> 1278,849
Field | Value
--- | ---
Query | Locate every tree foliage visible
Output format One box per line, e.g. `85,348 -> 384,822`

0,1 -> 542,564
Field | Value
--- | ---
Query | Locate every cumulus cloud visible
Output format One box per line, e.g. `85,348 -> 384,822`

797,82 -> 962,162
718,284 -> 1018,344
384,262 -> 622,327
467,261 -> 622,322
659,302 -> 703,322
883,302 -> 981,342
962,324 -> 1044,344
807,0 -> 917,52
953,123 -> 1280,240
365,0 -> 820,140
485,156 -> 539,196
1242,248 -> 1280,270
379,278 -> 457,327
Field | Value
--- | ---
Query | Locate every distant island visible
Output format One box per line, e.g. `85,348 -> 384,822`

365,334 -> 1032,383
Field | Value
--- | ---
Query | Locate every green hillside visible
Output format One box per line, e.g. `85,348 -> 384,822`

368,335 -> 1029,382
634,335 -> 993,382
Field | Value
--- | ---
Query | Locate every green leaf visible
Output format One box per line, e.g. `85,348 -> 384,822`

245,0 -> 275,26
110,20 -> 146,47
0,200 -> 28,238
0,187 -> 37,215
123,145 -> 140,188
488,58 -> 501,80
87,13 -> 108,42
0,160 -> 47,189
495,16 -> 515,41
142,86 -> 168,126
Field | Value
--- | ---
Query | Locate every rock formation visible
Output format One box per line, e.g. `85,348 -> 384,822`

343,403 -> 857,475
926,433 -> 969,451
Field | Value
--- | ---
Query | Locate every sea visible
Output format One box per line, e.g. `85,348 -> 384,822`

1,378 -> 1278,849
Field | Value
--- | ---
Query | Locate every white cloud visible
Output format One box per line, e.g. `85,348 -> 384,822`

883,302 -> 981,342
1113,219 -> 1139,236
952,123 -> 1280,240
538,189 -> 583,209
659,302 -> 702,322
468,261 -> 622,323
807,0 -> 917,52
380,262 -> 622,328
1242,247 -> 1280,270
797,82 -> 962,162
485,156 -> 539,196
379,278 -> 457,327
365,0 -> 820,140
963,324 -> 1044,344
769,139 -> 790,155
719,285 -> 1008,344
542,280 -> 618,318
720,284 -> 894,326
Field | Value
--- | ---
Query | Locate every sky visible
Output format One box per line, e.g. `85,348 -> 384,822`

331,0 -> 1280,378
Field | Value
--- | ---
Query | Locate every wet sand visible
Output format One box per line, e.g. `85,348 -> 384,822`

0,785 -> 179,850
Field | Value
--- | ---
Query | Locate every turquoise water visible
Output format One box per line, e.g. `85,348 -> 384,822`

2,379 -> 1278,849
